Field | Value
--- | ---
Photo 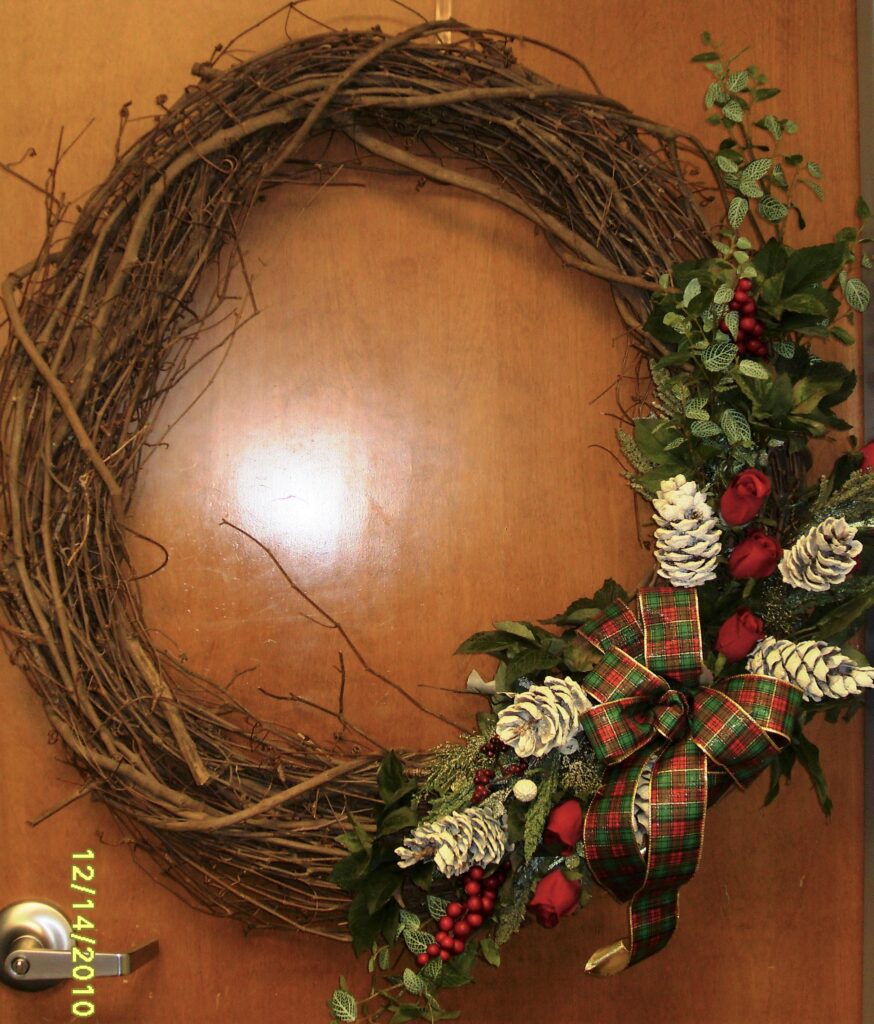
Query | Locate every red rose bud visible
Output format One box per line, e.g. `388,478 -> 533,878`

861,441 -> 874,472
528,869 -> 582,928
720,469 -> 772,525
727,529 -> 782,580
714,608 -> 765,662
543,799 -> 584,854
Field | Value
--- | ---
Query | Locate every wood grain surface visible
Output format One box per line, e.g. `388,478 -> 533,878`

0,3 -> 863,1023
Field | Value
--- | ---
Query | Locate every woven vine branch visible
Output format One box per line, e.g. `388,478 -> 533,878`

0,20 -> 718,937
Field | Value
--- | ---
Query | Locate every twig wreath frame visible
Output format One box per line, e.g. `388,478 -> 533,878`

4,15 -> 874,1019
0,20 -> 713,935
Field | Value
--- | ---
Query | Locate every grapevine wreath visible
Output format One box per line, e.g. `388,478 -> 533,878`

1,16 -> 873,1024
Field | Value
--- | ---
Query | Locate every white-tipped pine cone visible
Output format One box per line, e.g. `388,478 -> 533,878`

494,675 -> 592,758
747,636 -> 874,703
652,475 -> 722,588
778,516 -> 862,592
395,802 -> 508,877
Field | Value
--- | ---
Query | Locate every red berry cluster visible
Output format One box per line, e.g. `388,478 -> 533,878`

720,278 -> 768,359
472,768 -> 495,805
471,738 -> 529,804
414,865 -> 507,967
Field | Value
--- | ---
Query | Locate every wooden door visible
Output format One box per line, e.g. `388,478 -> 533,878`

0,3 -> 862,1022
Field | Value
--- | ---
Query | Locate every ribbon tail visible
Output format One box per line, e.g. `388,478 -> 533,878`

586,738 -> 707,972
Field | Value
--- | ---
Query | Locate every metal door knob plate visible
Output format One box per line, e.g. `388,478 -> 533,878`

0,900 -> 158,992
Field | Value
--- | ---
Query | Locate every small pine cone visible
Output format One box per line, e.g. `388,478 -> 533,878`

652,475 -> 722,588
395,803 -> 508,877
495,675 -> 592,758
747,636 -> 874,702
778,516 -> 862,592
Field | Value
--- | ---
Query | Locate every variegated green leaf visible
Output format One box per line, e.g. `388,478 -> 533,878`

724,311 -> 740,338
684,397 -> 710,421
728,196 -> 749,229
691,419 -> 723,438
772,339 -> 795,358
682,278 -> 702,305
426,896 -> 449,921
329,990 -> 358,1022
714,283 -> 734,304
758,195 -> 789,222
738,359 -> 770,379
421,957 -> 443,983
844,278 -> 870,312
403,929 -> 431,955
727,69 -> 749,92
403,968 -> 426,995
717,153 -> 739,173
721,408 -> 752,445
722,99 -> 745,122
701,342 -> 737,371
739,178 -> 764,199
761,114 -> 782,140
744,158 -> 772,180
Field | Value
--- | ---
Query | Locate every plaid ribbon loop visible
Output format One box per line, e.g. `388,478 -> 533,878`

578,587 -> 802,977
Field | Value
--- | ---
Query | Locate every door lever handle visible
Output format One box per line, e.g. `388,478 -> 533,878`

0,901 -> 159,991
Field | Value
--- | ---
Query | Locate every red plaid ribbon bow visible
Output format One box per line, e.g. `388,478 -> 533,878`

579,587 -> 802,976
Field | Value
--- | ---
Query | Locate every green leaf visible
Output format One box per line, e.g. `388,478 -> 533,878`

716,152 -> 740,173
744,158 -> 772,180
377,806 -> 419,838
480,937 -> 501,967
378,752 -> 413,805
727,196 -> 749,228
720,408 -> 752,446
759,196 -> 789,222
794,733 -> 832,817
403,929 -> 432,955
363,865 -> 403,913
762,114 -> 782,140
738,178 -> 764,199
682,277 -> 702,306
772,339 -> 796,358
727,69 -> 748,91
799,178 -> 825,201
781,243 -> 846,296
399,909 -> 421,933
331,849 -> 371,891
724,310 -> 740,337
752,238 -> 789,277
492,621 -> 537,643
829,326 -> 855,345
421,956 -> 443,983
754,87 -> 781,101
701,341 -> 737,371
844,278 -> 870,312
684,396 -> 710,421
807,160 -> 823,179
329,989 -> 358,1023
426,895 -> 449,920
714,283 -> 734,304
856,196 -> 871,220
523,765 -> 560,860
722,99 -> 744,122
692,50 -> 721,62
738,359 -> 770,380
403,968 -> 425,995
691,419 -> 723,438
